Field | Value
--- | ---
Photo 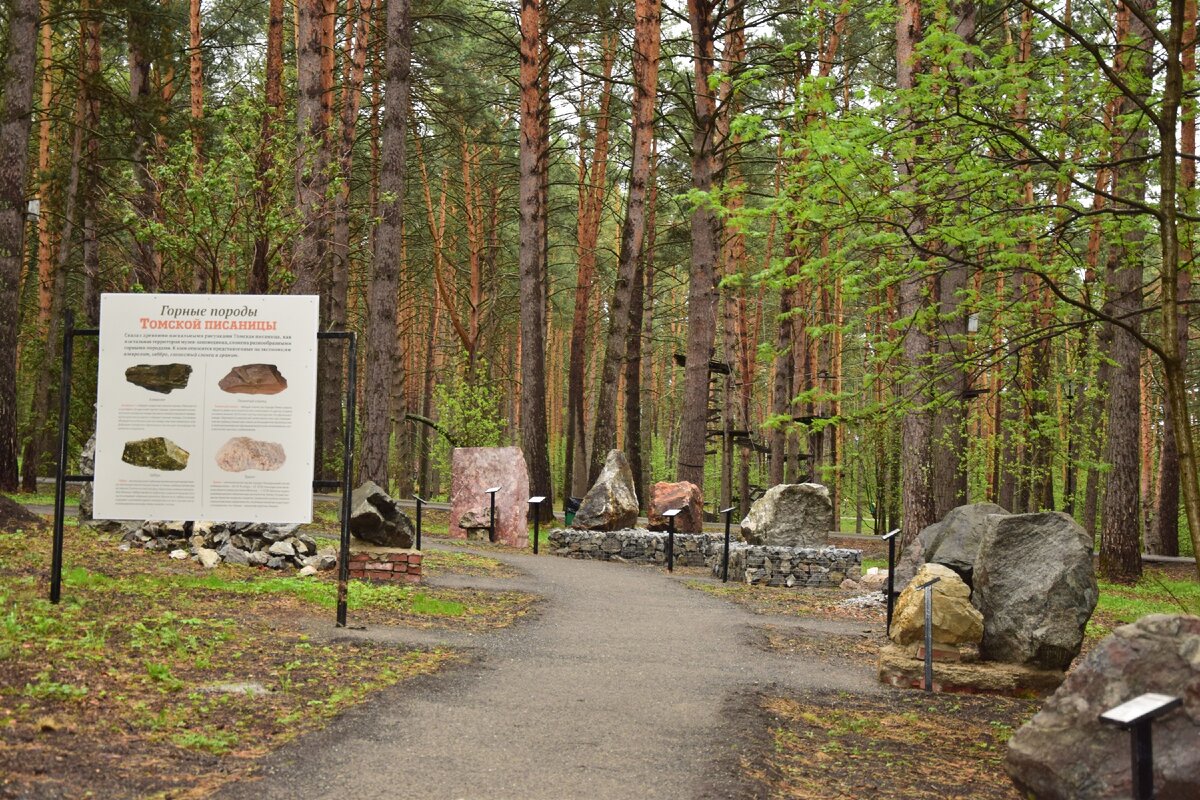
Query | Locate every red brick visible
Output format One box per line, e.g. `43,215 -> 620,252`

408,554 -> 423,565
407,564 -> 422,575
365,562 -> 392,571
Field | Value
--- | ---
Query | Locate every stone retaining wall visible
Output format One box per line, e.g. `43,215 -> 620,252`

548,529 -> 861,589
716,544 -> 861,587
347,549 -> 422,583
547,528 -> 724,567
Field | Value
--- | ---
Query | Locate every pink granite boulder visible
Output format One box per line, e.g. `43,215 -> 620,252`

449,447 -> 530,547
647,481 -> 704,533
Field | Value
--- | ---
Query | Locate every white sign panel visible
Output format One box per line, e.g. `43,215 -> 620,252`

93,293 -> 319,523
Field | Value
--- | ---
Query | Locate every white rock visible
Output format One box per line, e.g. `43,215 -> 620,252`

297,565 -> 318,577
169,549 -> 189,560
196,548 -> 221,569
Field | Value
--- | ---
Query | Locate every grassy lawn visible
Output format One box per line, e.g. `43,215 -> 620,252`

1088,566 -> 1200,639
0,521 -> 538,799
2,487 -> 78,507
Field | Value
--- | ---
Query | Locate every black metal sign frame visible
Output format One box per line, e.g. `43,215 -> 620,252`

49,310 -> 359,627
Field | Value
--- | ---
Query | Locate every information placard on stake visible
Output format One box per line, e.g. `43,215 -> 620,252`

93,293 -> 319,523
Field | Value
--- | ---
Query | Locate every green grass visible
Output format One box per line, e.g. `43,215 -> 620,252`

1088,571 -> 1200,638
1,488 -> 75,506
59,567 -> 468,617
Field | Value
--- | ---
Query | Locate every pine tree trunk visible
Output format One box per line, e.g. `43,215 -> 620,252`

128,8 -> 161,292
0,0 -> 40,491
1151,0 -> 1195,558
1099,2 -> 1150,583
293,0 -> 326,299
895,0 -> 935,546
518,0 -> 554,515
34,0 -> 53,323
677,0 -> 722,489
590,0 -> 660,483
358,0 -> 410,487
250,0 -> 284,293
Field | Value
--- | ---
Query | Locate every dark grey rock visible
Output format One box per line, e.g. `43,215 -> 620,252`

1007,614 -> 1200,799
349,481 -> 415,548
895,502 -> 1010,589
266,556 -> 286,569
219,545 -> 250,566
125,363 -> 192,394
572,450 -> 639,531
973,512 -> 1097,669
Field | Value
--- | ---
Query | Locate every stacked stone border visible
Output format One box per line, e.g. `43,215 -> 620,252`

548,528 -> 723,567
547,528 -> 861,588
347,549 -> 422,583
719,544 -> 861,587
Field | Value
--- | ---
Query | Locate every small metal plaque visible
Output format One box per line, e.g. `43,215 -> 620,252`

528,496 -> 546,504
720,507 -> 735,514
485,486 -> 501,494
1100,693 -> 1182,727
662,508 -> 682,517
411,494 -> 425,502
916,576 -> 942,590
881,529 -> 900,541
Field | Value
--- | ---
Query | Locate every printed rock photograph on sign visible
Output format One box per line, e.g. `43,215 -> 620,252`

218,363 -> 288,394
215,437 -> 287,472
124,363 -> 193,394
121,436 -> 190,471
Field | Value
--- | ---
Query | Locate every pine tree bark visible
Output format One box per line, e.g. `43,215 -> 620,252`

589,0 -> 661,484
293,0 -> 326,299
189,0 -> 205,290
249,0 -> 284,293
930,0 -> 975,518
358,0 -> 410,487
1151,0 -> 1195,558
1100,0 -> 1150,583
0,0 -> 39,491
677,0 -> 722,488
519,0 -> 554,514
896,0 -> 935,546
34,0 -> 53,323
128,4 -> 162,292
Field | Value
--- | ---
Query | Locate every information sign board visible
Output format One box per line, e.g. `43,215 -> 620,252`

93,293 -> 319,522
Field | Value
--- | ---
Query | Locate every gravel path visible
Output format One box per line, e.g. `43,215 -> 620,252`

217,546 -> 882,800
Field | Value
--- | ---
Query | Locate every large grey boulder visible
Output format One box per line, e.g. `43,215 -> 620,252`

572,450 -> 639,531
349,481 -> 415,548
1007,614 -> 1200,800
894,502 -> 1010,589
973,512 -> 1097,669
739,483 -> 831,547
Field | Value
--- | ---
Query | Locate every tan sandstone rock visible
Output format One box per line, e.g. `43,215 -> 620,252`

891,563 -> 983,648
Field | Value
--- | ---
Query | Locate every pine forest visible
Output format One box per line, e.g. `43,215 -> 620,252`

2,0 -> 1198,584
